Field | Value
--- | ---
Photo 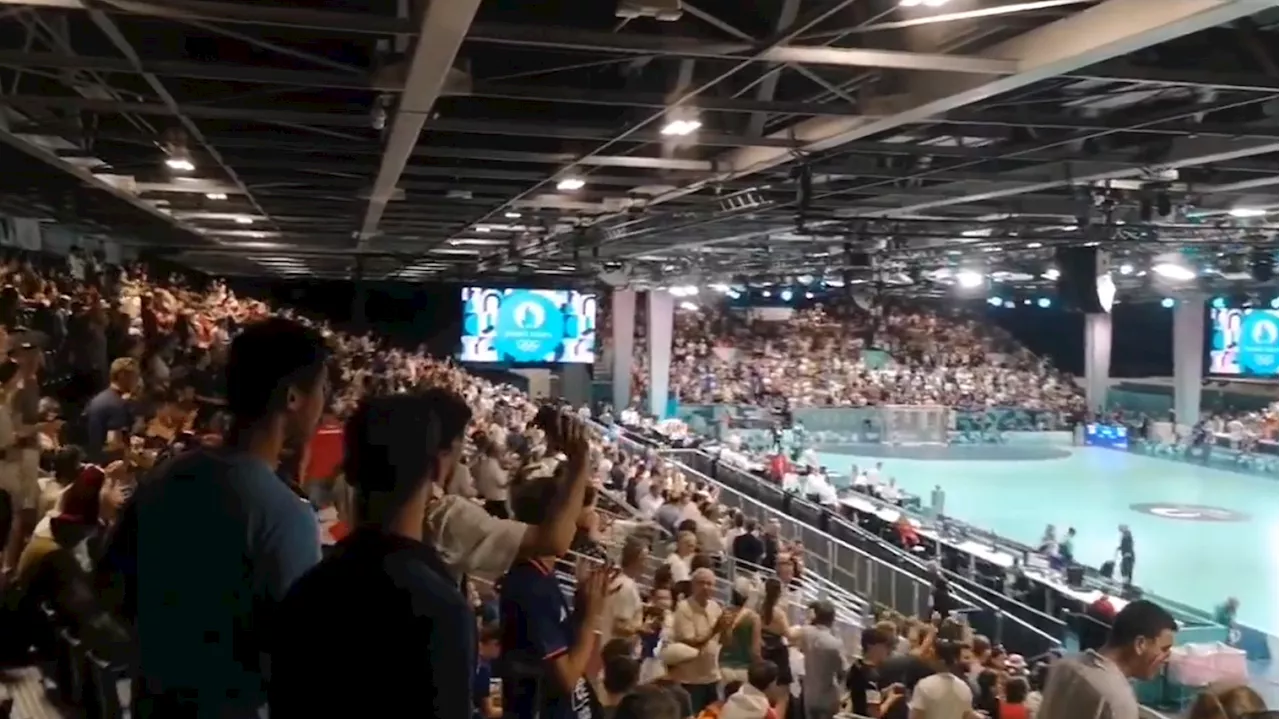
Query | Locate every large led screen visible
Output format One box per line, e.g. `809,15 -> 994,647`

459,287 -> 598,364
1209,307 -> 1280,377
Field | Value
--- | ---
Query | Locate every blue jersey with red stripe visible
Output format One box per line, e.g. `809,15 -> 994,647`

498,560 -> 600,719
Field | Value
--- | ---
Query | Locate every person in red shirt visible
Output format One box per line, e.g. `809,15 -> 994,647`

768,453 -> 790,484
1089,593 -> 1117,622
301,411 -> 343,484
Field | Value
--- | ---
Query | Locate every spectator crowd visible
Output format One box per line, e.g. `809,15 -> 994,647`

0,247 -> 1265,719
627,301 -> 1085,414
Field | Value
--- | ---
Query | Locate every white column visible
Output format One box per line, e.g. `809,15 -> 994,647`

611,289 -> 636,412
1172,295 -> 1206,428
647,290 -> 675,418
1084,312 -> 1113,412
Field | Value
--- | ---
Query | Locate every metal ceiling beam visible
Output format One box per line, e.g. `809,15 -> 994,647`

0,0 -> 413,34
461,83 -> 867,117
0,49 -> 389,90
0,94 -> 372,126
639,0 -> 1278,211
464,23 -> 1017,75
84,8 -> 276,233
844,134 -> 1278,216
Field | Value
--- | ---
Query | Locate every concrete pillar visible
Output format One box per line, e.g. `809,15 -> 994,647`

610,289 -> 636,412
647,290 -> 675,418
1173,295 -> 1206,427
1083,312 -> 1112,412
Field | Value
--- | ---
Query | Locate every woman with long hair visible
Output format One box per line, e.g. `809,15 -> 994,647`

1187,683 -> 1269,719
757,577 -> 793,718
717,582 -> 760,686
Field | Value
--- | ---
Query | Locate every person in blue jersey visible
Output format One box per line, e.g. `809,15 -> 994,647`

97,317 -> 330,719
500,453 -> 613,719
270,390 -> 477,718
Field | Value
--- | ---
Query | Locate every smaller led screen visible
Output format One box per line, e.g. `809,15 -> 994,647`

1209,308 -> 1280,377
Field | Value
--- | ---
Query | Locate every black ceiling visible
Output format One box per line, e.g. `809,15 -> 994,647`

0,0 -> 1275,297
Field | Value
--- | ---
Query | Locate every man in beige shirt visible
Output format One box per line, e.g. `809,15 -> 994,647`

670,567 -> 728,714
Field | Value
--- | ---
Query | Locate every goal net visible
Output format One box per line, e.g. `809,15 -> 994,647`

879,405 -> 951,446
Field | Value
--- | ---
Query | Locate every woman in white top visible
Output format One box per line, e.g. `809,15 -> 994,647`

470,432 -> 510,518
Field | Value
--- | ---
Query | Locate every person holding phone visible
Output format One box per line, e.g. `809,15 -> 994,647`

424,408 -> 594,584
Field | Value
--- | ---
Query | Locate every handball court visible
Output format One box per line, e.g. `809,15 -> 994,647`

815,446 -> 1280,636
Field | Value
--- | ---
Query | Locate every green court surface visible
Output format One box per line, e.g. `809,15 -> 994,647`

815,446 -> 1280,636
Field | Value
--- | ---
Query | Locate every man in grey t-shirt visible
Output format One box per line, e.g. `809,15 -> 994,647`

1037,600 -> 1176,719
793,600 -> 846,719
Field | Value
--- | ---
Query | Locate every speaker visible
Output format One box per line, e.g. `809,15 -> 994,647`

1055,246 -> 1115,314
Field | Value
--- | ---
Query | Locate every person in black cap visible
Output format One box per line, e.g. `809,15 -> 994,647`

270,389 -> 476,718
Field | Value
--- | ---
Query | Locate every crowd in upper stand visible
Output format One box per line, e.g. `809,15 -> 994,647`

629,302 -> 1086,413
0,247 -> 1267,719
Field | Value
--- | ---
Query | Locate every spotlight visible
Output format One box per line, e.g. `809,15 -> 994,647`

761,290 -> 772,298
780,289 -> 794,301
1118,263 -> 1134,276
1161,298 -> 1176,309
1037,298 -> 1051,308
955,270 -> 984,289
205,192 -> 227,201
504,212 -> 522,219
804,291 -> 815,299
235,216 -> 254,225
987,297 -> 1003,307
660,119 -> 702,137
557,177 -> 586,191
1152,263 -> 1196,281
1229,208 -> 1266,219
165,157 -> 195,172
1041,268 -> 1060,281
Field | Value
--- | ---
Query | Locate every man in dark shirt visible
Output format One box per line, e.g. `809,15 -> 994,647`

83,357 -> 140,462
98,318 -> 328,719
501,457 -> 610,719
731,520 -> 765,570
846,625 -> 902,718
271,390 -> 476,718
1117,524 -> 1136,585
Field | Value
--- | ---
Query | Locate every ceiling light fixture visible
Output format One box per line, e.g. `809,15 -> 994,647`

1228,208 -> 1267,218
234,216 -> 254,225
956,270 -> 985,289
1153,262 -> 1196,281
556,177 -> 586,191
205,192 -> 228,201
504,211 -> 522,219
660,119 -> 702,137
165,157 -> 195,172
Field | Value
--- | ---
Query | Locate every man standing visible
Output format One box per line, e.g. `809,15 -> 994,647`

271,391 -> 477,717
1117,525 -> 1136,585
792,600 -> 846,719
1036,600 -> 1177,719
671,567 -> 727,713
100,318 -> 330,718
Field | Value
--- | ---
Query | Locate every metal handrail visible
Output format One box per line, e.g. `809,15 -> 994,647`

696,450 -> 1062,650
606,433 -> 952,622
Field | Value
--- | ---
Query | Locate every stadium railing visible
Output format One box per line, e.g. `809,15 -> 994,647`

661,446 -> 1063,659
602,430 -> 991,632
672,404 -> 1071,443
